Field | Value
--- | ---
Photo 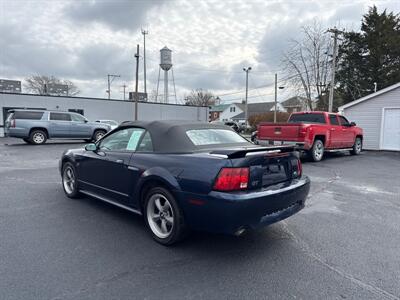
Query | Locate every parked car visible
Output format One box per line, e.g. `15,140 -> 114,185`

5,109 -> 111,145
60,120 -> 310,245
210,120 -> 240,132
256,111 -> 363,161
96,119 -> 119,130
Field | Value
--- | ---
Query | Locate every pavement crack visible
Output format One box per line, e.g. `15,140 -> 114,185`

280,221 -> 400,300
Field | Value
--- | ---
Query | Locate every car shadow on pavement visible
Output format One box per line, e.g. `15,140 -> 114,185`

76,193 -> 291,257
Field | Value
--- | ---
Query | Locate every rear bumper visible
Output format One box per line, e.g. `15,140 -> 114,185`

4,128 -> 29,138
180,176 -> 310,235
257,140 -> 309,150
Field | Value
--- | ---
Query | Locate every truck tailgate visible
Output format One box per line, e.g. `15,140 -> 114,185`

258,123 -> 303,141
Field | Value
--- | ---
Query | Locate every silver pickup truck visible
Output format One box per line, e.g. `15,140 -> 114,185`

5,109 -> 111,144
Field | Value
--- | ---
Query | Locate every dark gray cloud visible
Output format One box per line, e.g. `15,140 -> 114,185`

64,0 -> 163,32
0,23 -> 76,78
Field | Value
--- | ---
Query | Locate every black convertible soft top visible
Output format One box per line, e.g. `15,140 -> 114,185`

118,120 -> 252,153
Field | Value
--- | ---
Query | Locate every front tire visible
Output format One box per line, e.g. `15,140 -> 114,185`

350,137 -> 362,155
62,162 -> 80,198
93,130 -> 106,142
144,187 -> 188,245
309,139 -> 324,162
29,129 -> 47,145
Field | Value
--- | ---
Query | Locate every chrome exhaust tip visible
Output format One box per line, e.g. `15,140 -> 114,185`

234,227 -> 246,236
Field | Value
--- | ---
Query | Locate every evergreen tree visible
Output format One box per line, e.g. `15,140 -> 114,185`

336,6 -> 400,104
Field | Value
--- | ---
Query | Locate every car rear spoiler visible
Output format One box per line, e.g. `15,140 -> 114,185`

209,145 -> 296,159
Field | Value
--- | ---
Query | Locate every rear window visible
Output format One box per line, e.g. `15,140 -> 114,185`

186,129 -> 248,146
12,111 -> 44,120
288,113 -> 326,124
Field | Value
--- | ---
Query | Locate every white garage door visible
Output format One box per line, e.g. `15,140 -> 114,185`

382,108 -> 400,150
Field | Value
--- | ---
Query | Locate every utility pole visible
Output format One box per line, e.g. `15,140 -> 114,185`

121,84 -> 127,100
327,27 -> 343,112
274,73 -> 278,123
134,44 -> 140,121
107,74 -> 120,99
243,67 -> 251,128
141,28 -> 148,100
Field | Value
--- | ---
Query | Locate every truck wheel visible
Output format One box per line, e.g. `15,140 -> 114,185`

144,187 -> 188,246
310,139 -> 324,162
350,137 -> 362,155
29,129 -> 47,145
93,130 -> 106,141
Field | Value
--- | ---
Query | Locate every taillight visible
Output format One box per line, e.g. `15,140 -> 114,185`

213,167 -> 249,191
299,126 -> 307,138
11,119 -> 16,128
291,158 -> 302,178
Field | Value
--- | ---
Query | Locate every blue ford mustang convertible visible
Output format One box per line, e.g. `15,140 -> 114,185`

60,121 -> 310,245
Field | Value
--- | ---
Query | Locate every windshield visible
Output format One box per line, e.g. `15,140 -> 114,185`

288,113 -> 326,124
186,129 -> 248,146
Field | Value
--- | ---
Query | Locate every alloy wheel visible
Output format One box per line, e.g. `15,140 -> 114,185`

314,141 -> 324,160
33,132 -> 45,144
95,132 -> 105,141
63,166 -> 75,195
355,139 -> 362,153
146,193 -> 174,239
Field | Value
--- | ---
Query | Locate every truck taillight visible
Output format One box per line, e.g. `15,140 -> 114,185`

11,119 -> 16,128
213,167 -> 249,191
299,126 -> 307,138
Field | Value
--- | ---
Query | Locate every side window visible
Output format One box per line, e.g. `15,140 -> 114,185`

329,115 -> 339,125
13,111 -> 44,120
98,128 -> 144,151
50,113 -> 71,121
71,114 -> 86,122
339,116 -> 350,126
137,131 -> 153,152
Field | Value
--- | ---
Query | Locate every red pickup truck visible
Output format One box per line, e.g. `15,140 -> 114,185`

256,111 -> 363,161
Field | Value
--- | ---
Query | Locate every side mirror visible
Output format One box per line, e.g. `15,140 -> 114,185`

350,122 -> 356,126
85,143 -> 97,151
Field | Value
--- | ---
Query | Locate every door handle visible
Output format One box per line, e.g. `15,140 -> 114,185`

330,128 -> 335,131
115,159 -> 124,164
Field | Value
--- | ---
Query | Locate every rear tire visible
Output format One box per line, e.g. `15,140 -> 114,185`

144,187 -> 188,246
29,129 -> 47,145
350,137 -> 362,155
93,130 -> 106,142
309,139 -> 324,162
62,162 -> 80,199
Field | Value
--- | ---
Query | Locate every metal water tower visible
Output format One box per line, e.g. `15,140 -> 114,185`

156,46 -> 176,104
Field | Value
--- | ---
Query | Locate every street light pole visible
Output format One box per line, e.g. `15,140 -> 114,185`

134,44 -> 140,121
243,67 -> 251,128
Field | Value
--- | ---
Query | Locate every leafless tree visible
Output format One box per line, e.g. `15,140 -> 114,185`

184,89 -> 216,106
24,75 -> 80,96
282,20 -> 332,110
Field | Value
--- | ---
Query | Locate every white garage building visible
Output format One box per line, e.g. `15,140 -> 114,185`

339,82 -> 400,151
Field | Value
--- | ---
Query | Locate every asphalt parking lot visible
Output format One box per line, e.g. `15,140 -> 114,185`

1,137 -> 399,300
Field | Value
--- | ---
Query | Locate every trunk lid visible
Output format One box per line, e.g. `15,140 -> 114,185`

211,146 -> 300,190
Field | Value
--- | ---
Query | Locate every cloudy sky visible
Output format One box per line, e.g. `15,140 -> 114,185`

1,0 -> 399,103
